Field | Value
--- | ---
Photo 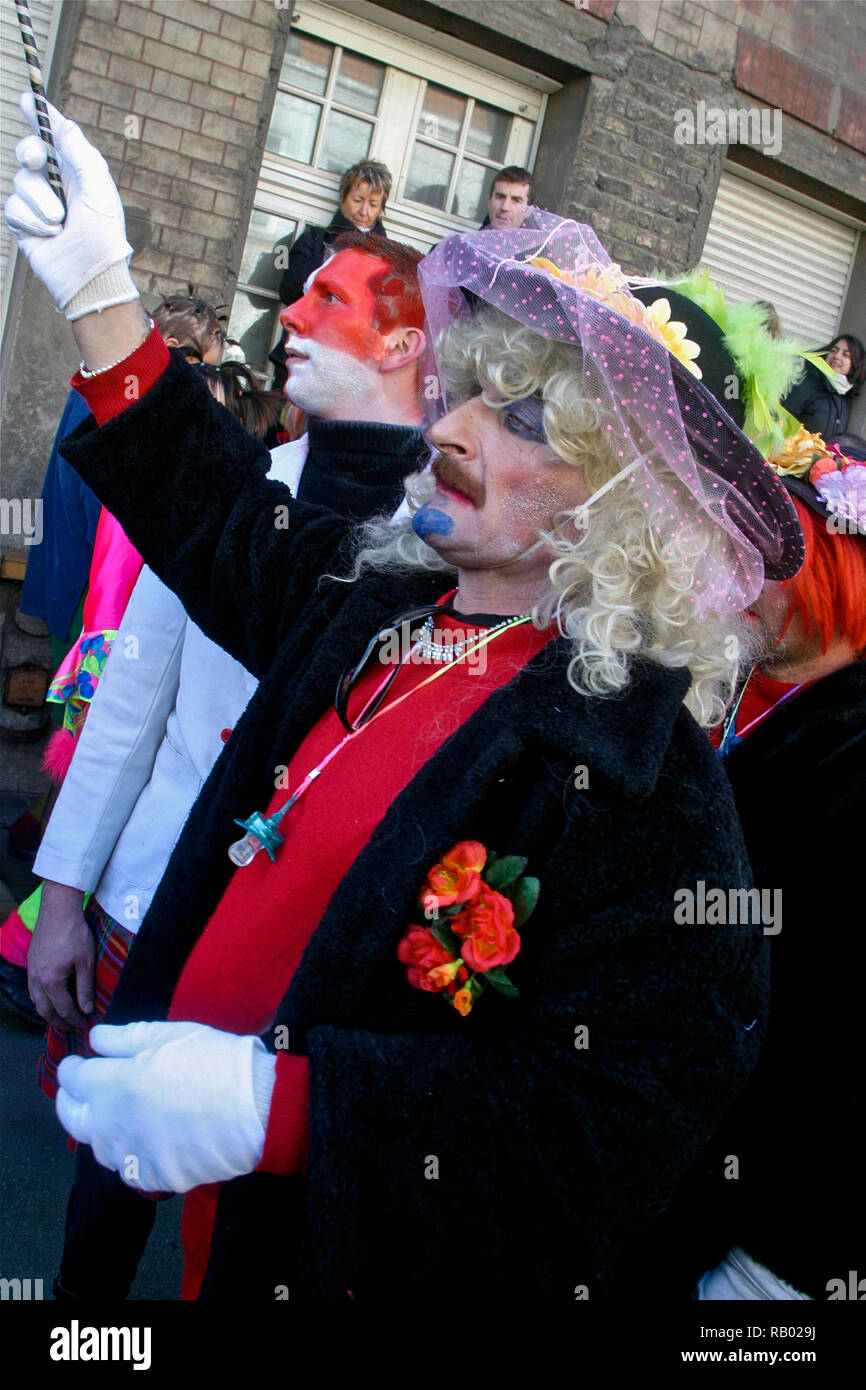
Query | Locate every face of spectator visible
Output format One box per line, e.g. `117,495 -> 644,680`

340,179 -> 384,230
279,248 -> 390,413
827,339 -> 852,378
486,180 -> 532,230
414,390 -> 588,582
748,580 -> 821,670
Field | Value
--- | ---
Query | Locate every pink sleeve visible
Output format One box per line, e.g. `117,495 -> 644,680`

256,1052 -> 310,1176
79,507 -> 142,635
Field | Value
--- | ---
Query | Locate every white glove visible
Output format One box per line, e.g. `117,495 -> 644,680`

4,92 -> 137,318
56,1021 -> 273,1194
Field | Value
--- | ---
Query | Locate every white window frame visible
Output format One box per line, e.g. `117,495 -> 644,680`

268,31 -> 386,176
231,0 -> 555,368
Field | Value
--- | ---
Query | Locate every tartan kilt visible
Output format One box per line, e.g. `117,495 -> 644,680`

38,897 -> 133,1101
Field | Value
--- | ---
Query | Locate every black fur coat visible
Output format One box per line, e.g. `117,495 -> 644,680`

61,353 -> 768,1302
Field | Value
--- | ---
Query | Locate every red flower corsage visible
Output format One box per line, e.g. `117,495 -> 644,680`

397,841 -> 539,1016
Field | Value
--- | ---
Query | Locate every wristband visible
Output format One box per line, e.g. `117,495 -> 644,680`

65,260 -> 140,323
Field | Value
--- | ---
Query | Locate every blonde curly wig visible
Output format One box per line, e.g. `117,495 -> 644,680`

345,306 -> 759,727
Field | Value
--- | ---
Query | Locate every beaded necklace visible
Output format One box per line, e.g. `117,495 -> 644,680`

417,611 -> 530,662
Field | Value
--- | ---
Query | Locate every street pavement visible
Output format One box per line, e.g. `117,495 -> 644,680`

0,998 -> 183,1300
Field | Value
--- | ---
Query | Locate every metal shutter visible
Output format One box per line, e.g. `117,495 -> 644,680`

700,170 -> 859,345
1,0 -> 61,334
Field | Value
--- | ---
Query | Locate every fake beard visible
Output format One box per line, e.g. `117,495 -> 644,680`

284,337 -> 382,415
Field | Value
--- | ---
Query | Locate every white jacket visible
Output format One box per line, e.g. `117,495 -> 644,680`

34,439 -> 307,930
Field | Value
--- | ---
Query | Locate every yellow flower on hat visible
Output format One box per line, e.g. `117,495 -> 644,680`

529,255 -> 575,286
642,298 -> 703,379
529,259 -> 703,379
768,424 -> 832,478
574,263 -> 646,328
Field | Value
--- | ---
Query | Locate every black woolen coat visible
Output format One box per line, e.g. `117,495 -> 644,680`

613,661 -> 866,1301
783,360 -> 852,442
723,662 -> 865,1297
61,352 -> 769,1302
639,663 -> 866,1300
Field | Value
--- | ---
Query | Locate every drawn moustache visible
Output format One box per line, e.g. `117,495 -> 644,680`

431,452 -> 485,507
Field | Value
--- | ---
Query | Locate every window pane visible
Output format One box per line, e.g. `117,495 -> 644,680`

417,84 -> 465,148
227,289 -> 281,376
453,160 -> 489,223
333,51 -> 384,115
266,92 -> 320,163
404,143 -> 454,210
239,211 -> 298,294
280,32 -> 331,96
466,102 -> 510,163
319,111 -> 372,173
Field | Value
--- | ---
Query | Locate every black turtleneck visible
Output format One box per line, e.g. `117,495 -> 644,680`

296,417 -> 426,521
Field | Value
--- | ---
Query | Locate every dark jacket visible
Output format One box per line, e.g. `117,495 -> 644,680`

620,662 -> 866,1301
783,360 -> 853,442
277,209 -> 386,309
61,352 -> 769,1302
20,388 -> 102,638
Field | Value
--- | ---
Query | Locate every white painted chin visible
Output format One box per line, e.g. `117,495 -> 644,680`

284,341 -> 380,415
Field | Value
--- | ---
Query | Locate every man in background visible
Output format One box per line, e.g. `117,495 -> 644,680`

482,164 -> 535,229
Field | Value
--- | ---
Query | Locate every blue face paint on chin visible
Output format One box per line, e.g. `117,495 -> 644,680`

412,505 -> 454,539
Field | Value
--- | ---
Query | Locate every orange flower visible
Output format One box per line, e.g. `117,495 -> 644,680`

769,424 -> 830,478
428,959 -> 464,990
398,927 -> 460,993
451,891 -> 520,972
423,840 -> 487,908
452,988 -> 473,1017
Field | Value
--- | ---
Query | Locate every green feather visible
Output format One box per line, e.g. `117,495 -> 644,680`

669,268 -> 730,330
662,268 -> 833,456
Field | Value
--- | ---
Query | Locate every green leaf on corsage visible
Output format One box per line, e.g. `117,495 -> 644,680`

431,920 -> 463,959
508,875 -> 540,928
484,966 -> 520,998
485,855 -> 528,891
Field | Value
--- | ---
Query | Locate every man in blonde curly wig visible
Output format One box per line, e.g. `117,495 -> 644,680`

8,107 -> 802,1306
358,300 -> 766,727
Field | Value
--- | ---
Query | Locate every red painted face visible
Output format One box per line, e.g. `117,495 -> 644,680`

280,249 -> 389,364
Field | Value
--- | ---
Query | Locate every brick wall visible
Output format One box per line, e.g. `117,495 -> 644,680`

59,0 -> 291,305
580,1 -> 866,155
0,0 -> 292,524
529,0 -> 866,275
557,51 -> 726,274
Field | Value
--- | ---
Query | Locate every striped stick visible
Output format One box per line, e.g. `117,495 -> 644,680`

13,0 -> 66,219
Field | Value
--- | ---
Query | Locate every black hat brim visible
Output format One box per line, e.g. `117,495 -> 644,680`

632,285 -> 805,581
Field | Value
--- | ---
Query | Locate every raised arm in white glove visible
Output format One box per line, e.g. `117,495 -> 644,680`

55,1021 -> 277,1194
4,91 -> 138,320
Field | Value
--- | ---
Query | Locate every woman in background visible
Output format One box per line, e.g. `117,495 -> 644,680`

269,159 -> 392,389
784,332 -> 865,442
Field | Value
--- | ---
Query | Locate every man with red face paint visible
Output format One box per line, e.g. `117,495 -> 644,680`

279,232 -> 429,518
24,225 -> 428,1299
